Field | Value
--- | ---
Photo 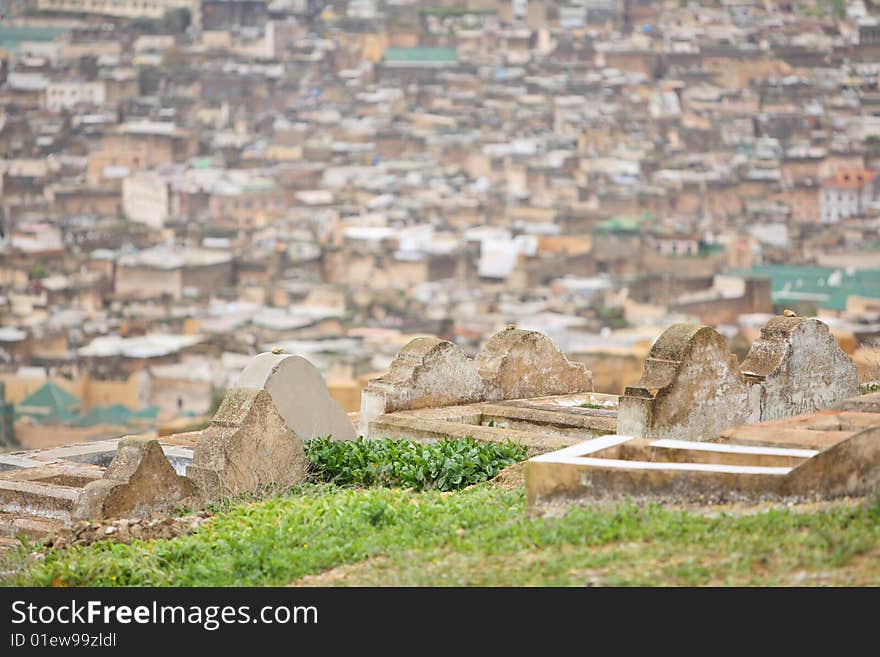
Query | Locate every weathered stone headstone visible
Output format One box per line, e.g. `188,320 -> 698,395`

617,324 -> 749,441
358,337 -> 484,437
740,316 -> 859,422
73,438 -> 200,521
188,353 -> 353,501
476,328 -> 593,401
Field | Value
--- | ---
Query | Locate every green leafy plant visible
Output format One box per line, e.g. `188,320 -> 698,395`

305,437 -> 526,492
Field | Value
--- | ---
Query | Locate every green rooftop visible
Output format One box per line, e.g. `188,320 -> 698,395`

385,47 -> 458,64
0,26 -> 64,53
16,382 -> 80,424
733,264 -> 880,311
14,382 -> 159,428
74,404 -> 159,428
596,212 -> 653,234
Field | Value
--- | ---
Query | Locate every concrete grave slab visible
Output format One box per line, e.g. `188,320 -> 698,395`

0,435 -> 200,547
0,479 -> 81,519
833,391 -> 880,414
364,392 -> 619,454
526,400 -> 880,509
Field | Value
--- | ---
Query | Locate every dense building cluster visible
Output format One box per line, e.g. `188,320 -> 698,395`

1,0 -> 879,448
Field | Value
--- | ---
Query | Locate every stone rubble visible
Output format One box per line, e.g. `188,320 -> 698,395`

42,512 -> 211,551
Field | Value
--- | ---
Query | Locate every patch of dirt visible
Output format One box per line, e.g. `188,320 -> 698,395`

778,553 -> 880,586
41,512 -> 212,551
691,496 -> 865,518
289,556 -> 389,587
493,462 -> 526,490
709,554 -> 876,586
531,494 -> 870,518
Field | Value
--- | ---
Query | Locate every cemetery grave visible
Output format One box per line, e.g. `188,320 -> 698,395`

1,317 -> 878,585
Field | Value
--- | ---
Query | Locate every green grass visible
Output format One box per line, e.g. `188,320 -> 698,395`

5,484 -> 880,587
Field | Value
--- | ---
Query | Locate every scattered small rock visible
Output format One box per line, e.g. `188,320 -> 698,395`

43,513 -> 210,551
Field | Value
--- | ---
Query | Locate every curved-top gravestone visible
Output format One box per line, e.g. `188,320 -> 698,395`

188,353 -> 355,501
476,327 -> 593,401
617,324 -> 749,442
358,337 -> 484,437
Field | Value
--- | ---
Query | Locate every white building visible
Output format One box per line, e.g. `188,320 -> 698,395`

45,80 -> 106,112
122,172 -> 171,229
647,233 -> 700,257
347,0 -> 377,19
820,169 -> 876,224
36,0 -> 198,22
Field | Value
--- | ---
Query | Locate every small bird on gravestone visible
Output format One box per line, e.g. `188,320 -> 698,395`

783,309 -> 798,317
271,346 -> 285,354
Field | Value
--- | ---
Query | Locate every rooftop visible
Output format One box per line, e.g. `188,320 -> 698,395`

384,47 -> 459,65
736,265 -> 880,311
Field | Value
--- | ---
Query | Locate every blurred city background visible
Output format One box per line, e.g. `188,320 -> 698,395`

0,0 -> 879,451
